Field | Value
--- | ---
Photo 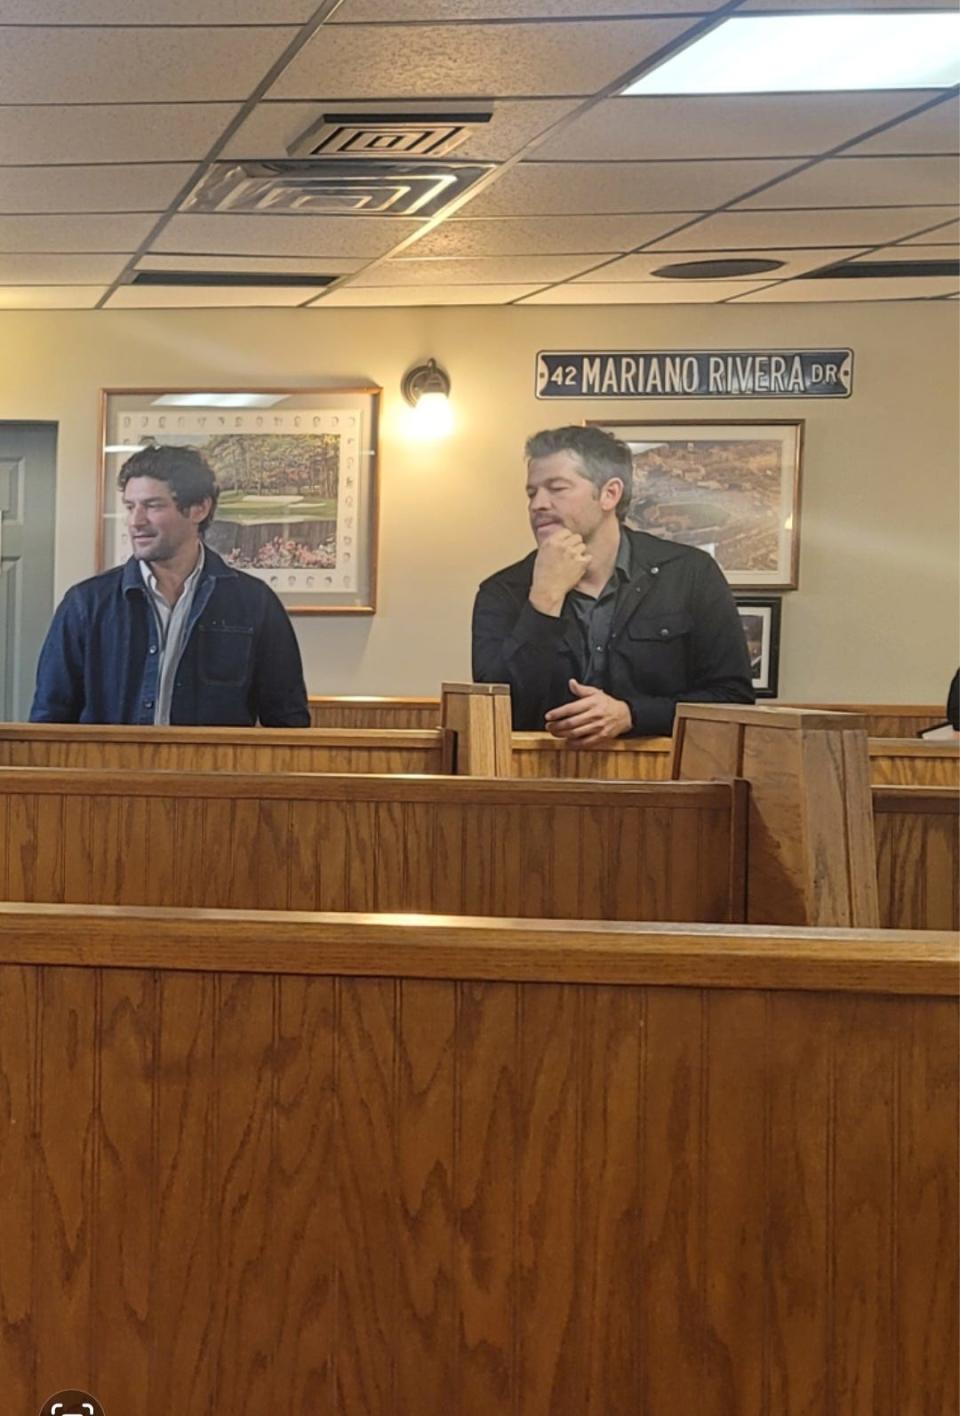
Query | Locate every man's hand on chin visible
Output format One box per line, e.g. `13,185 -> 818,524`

544,679 -> 632,747
528,530 -> 590,616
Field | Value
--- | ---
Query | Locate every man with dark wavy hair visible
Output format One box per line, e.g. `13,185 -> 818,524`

472,425 -> 753,741
31,444 -> 309,726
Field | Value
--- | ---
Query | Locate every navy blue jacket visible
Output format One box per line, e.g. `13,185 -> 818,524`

30,547 -> 309,726
472,527 -> 754,737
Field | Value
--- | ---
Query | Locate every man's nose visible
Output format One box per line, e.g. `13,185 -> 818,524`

529,488 -> 550,511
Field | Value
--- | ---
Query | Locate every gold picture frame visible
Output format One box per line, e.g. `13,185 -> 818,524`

99,386 -> 381,614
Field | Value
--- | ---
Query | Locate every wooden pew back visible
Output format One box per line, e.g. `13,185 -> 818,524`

308,695 -> 945,739
0,768 -> 745,923
874,786 -> 960,931
0,722 -> 451,774
0,905 -> 954,1416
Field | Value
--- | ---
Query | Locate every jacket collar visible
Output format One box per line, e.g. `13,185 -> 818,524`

121,542 -> 237,596
610,527 -> 687,636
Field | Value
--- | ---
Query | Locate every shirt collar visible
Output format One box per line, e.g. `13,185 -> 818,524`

139,541 -> 205,600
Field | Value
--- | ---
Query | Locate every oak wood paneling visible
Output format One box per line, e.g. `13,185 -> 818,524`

0,724 -> 449,775
0,909 -> 954,1416
0,770 -> 743,925
874,787 -> 960,931
303,699 -> 944,739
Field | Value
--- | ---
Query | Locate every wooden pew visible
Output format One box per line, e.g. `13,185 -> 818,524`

0,904 -> 955,1416
0,722 -> 451,773
309,694 -> 440,728
0,768 -> 746,923
511,732 -> 959,788
868,738 -> 959,787
875,786 -> 960,931
308,695 -> 945,739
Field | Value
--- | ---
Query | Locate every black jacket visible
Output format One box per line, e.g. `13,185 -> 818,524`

472,527 -> 754,736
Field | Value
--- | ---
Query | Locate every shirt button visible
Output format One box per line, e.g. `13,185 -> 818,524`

148,645 -> 158,654
144,699 -> 154,709
651,565 -> 660,575
659,628 -> 670,638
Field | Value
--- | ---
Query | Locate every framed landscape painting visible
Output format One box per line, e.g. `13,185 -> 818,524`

589,419 -> 803,589
736,596 -> 782,698
99,386 -> 380,614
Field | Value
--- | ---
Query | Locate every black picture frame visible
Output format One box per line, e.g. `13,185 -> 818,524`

735,596 -> 782,698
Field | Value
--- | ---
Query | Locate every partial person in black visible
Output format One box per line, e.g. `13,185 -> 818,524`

471,425 -> 754,742
31,444 -> 309,726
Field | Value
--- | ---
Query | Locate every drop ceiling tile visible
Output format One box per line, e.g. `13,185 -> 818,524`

154,213 -> 426,258
0,253 -> 129,282
0,27 -> 298,104
0,105 -> 240,166
138,254 -> 362,274
574,247 -> 870,281
532,92 -> 933,161
0,214 -> 154,252
461,159 -> 794,217
0,165 -> 196,214
738,156 -> 959,210
105,284 -> 324,308
736,276 -> 960,301
350,253 -> 606,286
405,214 -> 684,258
332,0 -> 721,17
519,279 -> 771,303
901,218 -> 958,244
268,18 -> 692,100
316,282 -> 538,306
0,2 -> 313,18
224,98 -> 582,164
847,96 -> 959,155
0,285 -> 104,308
653,206 -> 960,250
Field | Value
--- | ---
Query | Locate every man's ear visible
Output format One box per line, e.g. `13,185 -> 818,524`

600,477 -> 625,512
188,497 -> 213,525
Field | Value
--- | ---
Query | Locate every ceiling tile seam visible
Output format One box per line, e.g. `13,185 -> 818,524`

303,0 -> 749,306
93,0 -> 352,310
516,87 -> 960,299
506,153 -> 960,165
325,14 -> 720,27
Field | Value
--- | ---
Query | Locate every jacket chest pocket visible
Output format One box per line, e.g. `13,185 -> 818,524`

197,624 -> 254,686
620,612 -> 693,684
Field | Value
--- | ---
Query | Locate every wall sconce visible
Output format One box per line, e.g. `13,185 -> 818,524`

401,358 -> 454,439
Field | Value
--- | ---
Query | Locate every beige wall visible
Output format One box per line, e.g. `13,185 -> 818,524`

1,297 -> 956,704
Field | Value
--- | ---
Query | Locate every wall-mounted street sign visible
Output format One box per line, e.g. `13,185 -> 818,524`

535,348 -> 853,399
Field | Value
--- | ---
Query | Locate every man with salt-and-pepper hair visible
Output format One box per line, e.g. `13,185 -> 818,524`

31,444 -> 309,727
471,425 -> 754,742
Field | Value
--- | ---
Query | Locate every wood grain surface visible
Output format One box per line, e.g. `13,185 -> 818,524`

0,724 -> 450,775
0,769 -> 743,923
0,910 -> 954,1415
874,787 -> 959,930
302,699 -> 944,740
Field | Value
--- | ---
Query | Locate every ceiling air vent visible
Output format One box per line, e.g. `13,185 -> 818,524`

130,270 -> 337,288
801,258 -> 960,280
181,159 -> 493,219
287,110 -> 493,160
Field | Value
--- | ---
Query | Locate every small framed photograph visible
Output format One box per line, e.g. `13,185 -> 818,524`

588,419 -> 803,589
98,386 -> 381,614
736,597 -> 782,698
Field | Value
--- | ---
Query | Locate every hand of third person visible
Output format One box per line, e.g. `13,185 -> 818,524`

529,531 -> 590,616
544,679 -> 632,746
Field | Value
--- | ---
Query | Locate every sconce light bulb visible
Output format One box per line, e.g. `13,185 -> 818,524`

410,389 -> 454,439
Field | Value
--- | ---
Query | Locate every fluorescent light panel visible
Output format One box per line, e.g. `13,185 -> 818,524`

151,393 -> 287,409
623,14 -> 960,94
